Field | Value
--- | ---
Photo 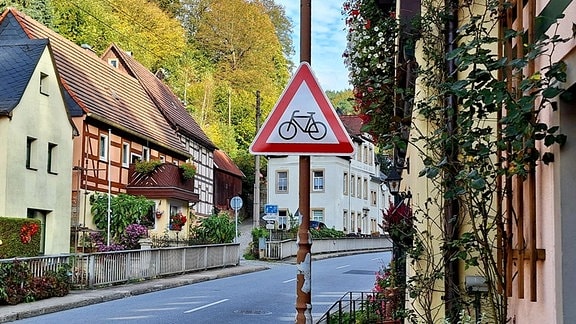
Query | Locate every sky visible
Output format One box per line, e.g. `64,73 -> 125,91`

275,1 -> 351,92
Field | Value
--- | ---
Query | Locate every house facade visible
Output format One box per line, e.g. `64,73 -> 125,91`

0,8 -> 224,248
266,115 -> 391,235
0,38 -> 77,254
397,0 -> 576,323
213,149 -> 244,212
101,45 -> 218,218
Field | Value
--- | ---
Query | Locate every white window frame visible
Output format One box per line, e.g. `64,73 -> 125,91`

131,153 -> 141,164
142,146 -> 150,161
122,142 -> 130,167
99,134 -> 108,162
311,209 -> 324,222
312,169 -> 324,192
343,172 -> 349,195
276,171 -> 288,193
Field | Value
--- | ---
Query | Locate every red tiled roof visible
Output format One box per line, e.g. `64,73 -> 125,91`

339,115 -> 364,137
106,44 -> 217,150
3,9 -> 189,157
213,150 -> 244,178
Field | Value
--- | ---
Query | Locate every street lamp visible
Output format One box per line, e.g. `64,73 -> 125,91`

384,166 -> 402,195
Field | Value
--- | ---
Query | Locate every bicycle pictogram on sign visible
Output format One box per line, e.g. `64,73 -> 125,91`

278,110 -> 327,140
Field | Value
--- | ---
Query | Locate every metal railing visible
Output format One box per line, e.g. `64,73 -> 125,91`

0,243 -> 239,289
265,236 -> 392,260
315,291 -> 401,324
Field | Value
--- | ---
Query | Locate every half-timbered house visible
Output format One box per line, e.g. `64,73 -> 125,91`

0,8 -> 217,244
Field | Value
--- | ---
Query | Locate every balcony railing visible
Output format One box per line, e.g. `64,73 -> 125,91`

126,163 -> 199,202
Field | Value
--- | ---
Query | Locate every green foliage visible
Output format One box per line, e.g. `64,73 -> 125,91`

0,0 -> 52,25
90,193 -> 154,242
251,226 -> 269,241
343,0 -> 401,144
310,228 -> 346,239
0,217 -> 42,258
342,0 -> 569,322
134,160 -> 163,174
0,261 -> 71,305
179,162 -> 197,180
326,90 -> 355,115
189,212 -> 236,244
51,0 -> 186,70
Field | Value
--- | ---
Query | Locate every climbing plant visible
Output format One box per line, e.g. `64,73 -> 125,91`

405,1 -> 569,323
345,0 -> 570,323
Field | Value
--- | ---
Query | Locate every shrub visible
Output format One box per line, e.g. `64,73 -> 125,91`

179,162 -> 196,180
189,212 -> 235,244
0,217 -> 42,258
120,224 -> 148,249
0,261 -> 70,305
134,159 -> 162,174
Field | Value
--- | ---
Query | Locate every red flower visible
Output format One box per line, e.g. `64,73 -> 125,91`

170,212 -> 187,231
20,223 -> 40,244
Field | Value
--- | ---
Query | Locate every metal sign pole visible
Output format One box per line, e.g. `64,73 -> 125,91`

295,1 -> 312,323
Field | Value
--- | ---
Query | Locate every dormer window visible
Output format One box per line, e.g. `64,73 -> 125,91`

40,72 -> 49,95
108,58 -> 118,68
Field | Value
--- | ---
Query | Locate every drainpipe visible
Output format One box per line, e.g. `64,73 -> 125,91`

444,0 -> 461,320
107,129 -> 112,246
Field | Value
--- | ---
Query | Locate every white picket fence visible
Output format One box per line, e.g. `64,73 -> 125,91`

0,243 -> 240,289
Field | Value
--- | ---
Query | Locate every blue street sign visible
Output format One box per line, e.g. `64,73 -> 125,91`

265,204 -> 278,214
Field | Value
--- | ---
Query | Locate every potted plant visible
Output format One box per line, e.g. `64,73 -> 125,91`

169,212 -> 187,231
134,159 -> 162,174
179,162 -> 196,180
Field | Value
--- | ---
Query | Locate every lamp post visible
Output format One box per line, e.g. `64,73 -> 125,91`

384,165 -> 411,323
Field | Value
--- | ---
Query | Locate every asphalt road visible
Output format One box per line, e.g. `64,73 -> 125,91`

14,251 -> 391,323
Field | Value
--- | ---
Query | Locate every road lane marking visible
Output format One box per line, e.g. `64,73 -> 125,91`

107,316 -> 152,320
134,307 -> 179,312
336,265 -> 350,269
283,278 -> 296,283
184,299 -> 229,313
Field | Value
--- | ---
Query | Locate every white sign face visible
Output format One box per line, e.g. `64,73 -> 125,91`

262,214 -> 278,221
265,83 -> 339,144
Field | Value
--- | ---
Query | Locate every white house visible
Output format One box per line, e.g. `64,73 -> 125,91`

0,38 -> 77,254
266,115 -> 392,235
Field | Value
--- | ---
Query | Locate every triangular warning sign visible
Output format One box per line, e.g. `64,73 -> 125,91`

250,62 -> 354,156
